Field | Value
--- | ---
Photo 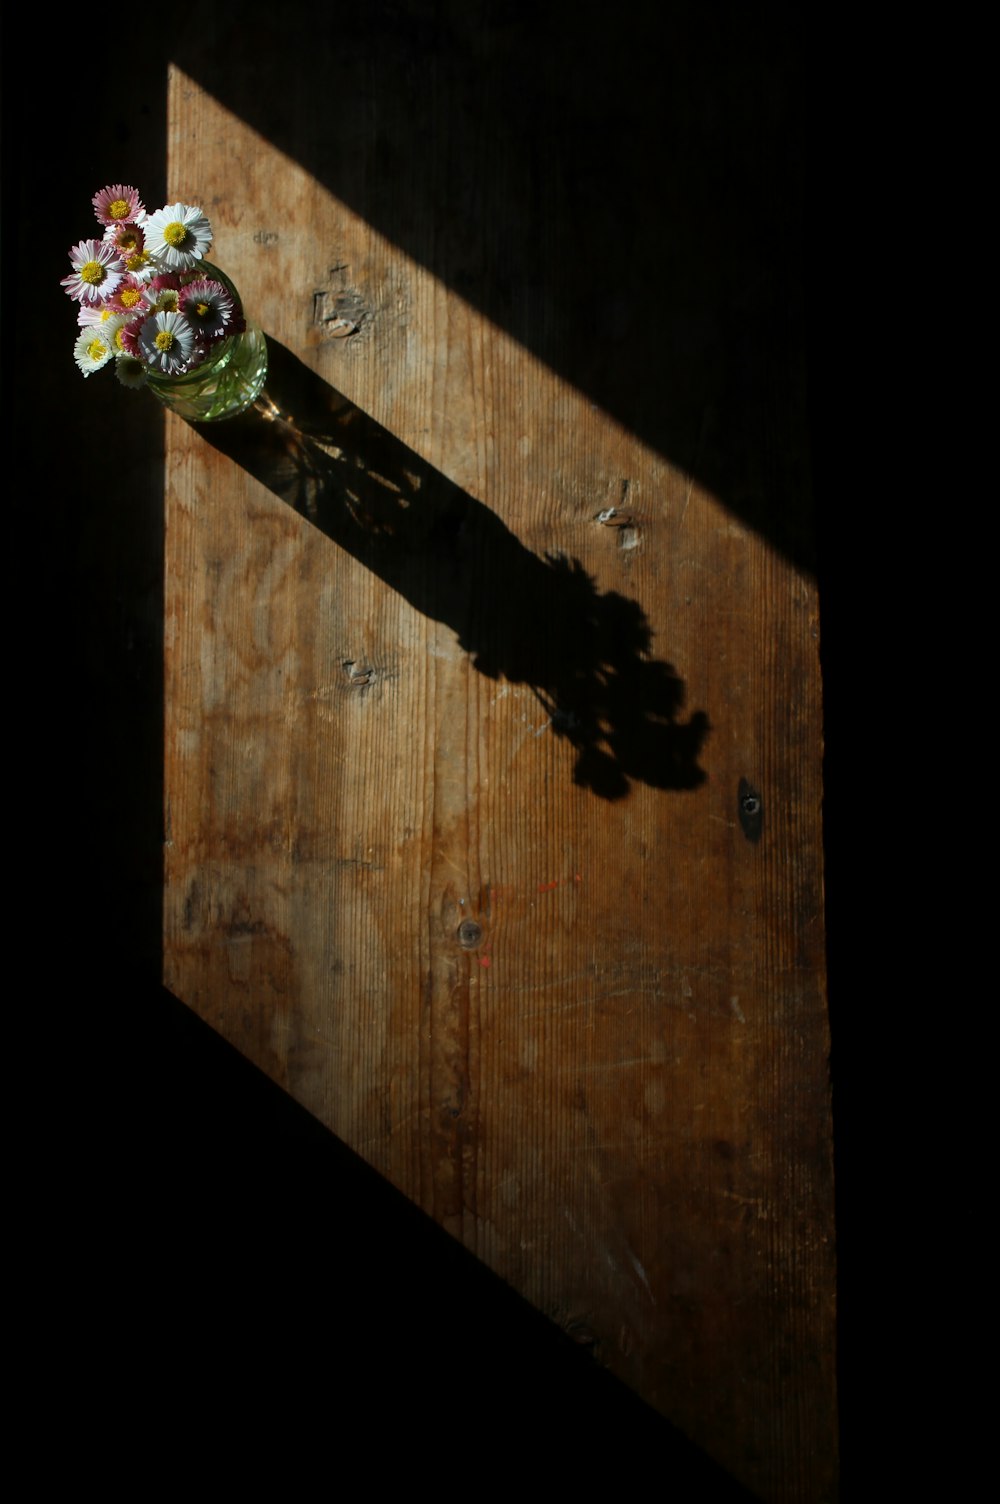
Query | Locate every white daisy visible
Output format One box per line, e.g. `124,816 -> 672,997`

74,327 -> 114,377
115,356 -> 149,389
142,276 -> 183,315
61,239 -> 126,305
122,248 -> 159,284
100,315 -> 132,356
143,203 -> 213,272
137,311 -> 198,374
77,304 -> 119,329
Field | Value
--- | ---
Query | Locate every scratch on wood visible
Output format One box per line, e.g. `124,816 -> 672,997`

722,1191 -> 768,1217
564,1057 -> 663,1074
679,473 -> 693,529
628,1251 -> 656,1304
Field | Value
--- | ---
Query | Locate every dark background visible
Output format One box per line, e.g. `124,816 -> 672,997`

9,3 -> 857,1491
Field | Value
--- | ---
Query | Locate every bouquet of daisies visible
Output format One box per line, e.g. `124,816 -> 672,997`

61,183 -> 246,388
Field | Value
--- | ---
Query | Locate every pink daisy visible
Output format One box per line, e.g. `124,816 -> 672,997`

92,184 -> 144,227
60,239 -> 126,305
105,276 -> 148,317
103,220 -> 146,259
117,319 -> 146,359
178,277 -> 239,340
104,222 -> 156,283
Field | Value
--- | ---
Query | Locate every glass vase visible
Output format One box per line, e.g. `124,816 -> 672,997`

144,262 -> 268,422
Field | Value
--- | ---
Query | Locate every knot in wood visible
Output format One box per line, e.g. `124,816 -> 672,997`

457,919 -> 483,949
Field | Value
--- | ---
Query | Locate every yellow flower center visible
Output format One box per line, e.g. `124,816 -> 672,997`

115,329 -> 128,352
126,251 -> 151,272
154,330 -> 176,352
120,288 -> 142,309
163,221 -> 188,247
80,260 -> 105,285
100,309 -> 114,321
195,301 -> 211,318
109,198 -> 131,221
157,291 -> 179,312
117,228 -> 140,252
87,339 -> 107,362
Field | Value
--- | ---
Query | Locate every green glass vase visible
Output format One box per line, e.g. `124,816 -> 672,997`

144,262 -> 268,422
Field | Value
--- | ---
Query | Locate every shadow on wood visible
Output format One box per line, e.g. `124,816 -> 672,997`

197,338 -> 710,803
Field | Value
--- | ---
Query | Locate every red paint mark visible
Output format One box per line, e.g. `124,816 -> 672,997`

574,873 -> 582,883
538,880 -> 559,892
478,955 -> 491,967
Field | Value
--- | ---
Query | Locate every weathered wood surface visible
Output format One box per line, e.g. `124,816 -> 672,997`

162,19 -> 835,1499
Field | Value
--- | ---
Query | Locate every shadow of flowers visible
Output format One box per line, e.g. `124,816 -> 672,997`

200,339 -> 709,802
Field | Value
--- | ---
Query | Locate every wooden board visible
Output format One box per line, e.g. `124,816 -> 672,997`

162,27 -> 836,1500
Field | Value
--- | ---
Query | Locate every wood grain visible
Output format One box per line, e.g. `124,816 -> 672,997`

163,55 -> 835,1502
